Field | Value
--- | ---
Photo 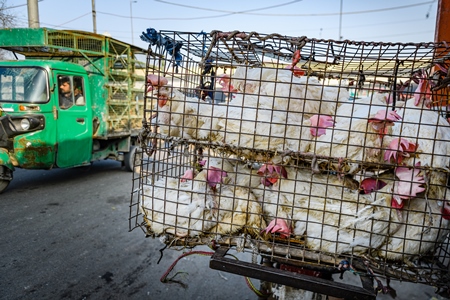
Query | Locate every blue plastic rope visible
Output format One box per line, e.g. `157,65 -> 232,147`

140,28 -> 183,68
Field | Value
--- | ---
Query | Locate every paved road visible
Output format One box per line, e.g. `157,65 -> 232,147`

0,161 -> 255,300
0,161 -> 448,300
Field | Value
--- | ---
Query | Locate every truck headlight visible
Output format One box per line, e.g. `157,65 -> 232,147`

20,118 -> 31,130
2,114 -> 45,138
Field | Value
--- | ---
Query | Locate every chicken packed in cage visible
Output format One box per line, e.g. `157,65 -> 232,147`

130,29 -> 450,292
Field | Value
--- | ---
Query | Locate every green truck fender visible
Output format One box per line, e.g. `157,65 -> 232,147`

0,148 -> 14,171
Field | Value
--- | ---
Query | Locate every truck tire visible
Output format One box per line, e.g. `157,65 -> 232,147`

0,167 -> 12,194
124,146 -> 141,173
0,180 -> 9,193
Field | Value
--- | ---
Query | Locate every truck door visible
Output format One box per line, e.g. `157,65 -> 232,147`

55,74 -> 92,168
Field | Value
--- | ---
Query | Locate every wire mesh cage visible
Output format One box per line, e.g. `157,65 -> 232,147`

129,29 -> 450,294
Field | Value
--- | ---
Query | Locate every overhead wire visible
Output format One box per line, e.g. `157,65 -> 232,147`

96,0 -> 304,21
1,0 -> 44,11
154,0 -> 436,16
154,0 -> 303,15
284,16 -> 434,35
10,14 -> 90,31
57,12 -> 91,27
95,0 -> 437,22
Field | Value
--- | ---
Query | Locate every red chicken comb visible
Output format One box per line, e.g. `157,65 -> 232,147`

216,74 -> 237,93
263,218 -> 291,238
284,65 -> 305,77
442,200 -> 450,220
384,138 -> 418,164
206,166 -> 227,189
147,74 -> 168,93
392,162 -> 426,208
309,115 -> 335,137
180,169 -> 194,182
413,69 -> 432,107
368,109 -> 402,137
359,178 -> 387,194
368,109 -> 402,123
257,164 -> 288,187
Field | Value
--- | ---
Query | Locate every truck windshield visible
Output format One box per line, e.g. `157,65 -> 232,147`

0,67 -> 49,103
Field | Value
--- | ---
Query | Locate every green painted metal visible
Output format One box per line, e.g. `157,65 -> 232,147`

0,27 -> 146,172
0,148 -> 13,170
0,28 -> 47,48
0,27 -> 146,138
54,71 -> 93,168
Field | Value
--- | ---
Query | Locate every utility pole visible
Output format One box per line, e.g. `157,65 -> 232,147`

27,0 -> 40,28
92,0 -> 97,33
338,0 -> 343,40
130,0 -> 137,44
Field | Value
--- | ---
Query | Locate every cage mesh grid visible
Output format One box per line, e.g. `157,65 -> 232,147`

47,31 -> 104,54
129,30 -> 450,290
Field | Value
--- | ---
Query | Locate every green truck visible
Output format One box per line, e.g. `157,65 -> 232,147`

0,27 -> 147,193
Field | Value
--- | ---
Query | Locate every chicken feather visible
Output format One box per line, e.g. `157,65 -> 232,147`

252,167 -> 395,255
310,94 -> 400,173
383,99 -> 450,172
377,184 -> 450,261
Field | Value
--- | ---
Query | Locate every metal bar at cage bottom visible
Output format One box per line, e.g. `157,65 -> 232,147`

209,247 -> 376,300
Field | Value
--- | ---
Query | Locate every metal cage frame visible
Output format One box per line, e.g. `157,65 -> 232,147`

130,30 -> 450,298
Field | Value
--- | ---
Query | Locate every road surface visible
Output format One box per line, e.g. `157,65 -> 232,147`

0,161 -> 255,299
0,161 -> 447,299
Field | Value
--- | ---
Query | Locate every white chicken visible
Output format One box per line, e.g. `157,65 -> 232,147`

152,83 -> 299,157
153,87 -> 217,140
229,66 -> 349,116
197,92 -> 335,159
383,98 -> 450,172
181,154 -> 262,189
293,189 -> 395,255
140,172 -> 217,237
191,158 -> 267,237
310,93 -> 402,174
141,171 -> 266,237
377,188 -> 450,261
150,70 -> 343,160
252,167 -> 396,255
207,181 -> 266,237
141,156 -> 266,238
359,165 -> 450,260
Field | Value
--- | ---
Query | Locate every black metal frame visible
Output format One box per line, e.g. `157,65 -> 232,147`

210,247 -> 376,300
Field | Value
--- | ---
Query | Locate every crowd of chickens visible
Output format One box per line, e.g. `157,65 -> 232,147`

141,62 -> 450,263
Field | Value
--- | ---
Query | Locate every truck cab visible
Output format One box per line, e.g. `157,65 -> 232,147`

0,28 -> 146,193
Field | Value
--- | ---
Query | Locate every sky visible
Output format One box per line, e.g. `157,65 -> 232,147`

4,0 -> 440,49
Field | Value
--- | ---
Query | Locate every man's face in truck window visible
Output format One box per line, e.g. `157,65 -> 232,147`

60,81 -> 71,94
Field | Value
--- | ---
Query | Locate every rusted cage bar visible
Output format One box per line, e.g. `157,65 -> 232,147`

129,29 -> 450,296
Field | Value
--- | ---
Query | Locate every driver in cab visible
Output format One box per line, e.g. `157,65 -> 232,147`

58,76 -> 74,109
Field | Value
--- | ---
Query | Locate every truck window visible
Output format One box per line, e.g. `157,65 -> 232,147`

58,75 -> 85,109
0,67 -> 48,103
73,76 -> 85,106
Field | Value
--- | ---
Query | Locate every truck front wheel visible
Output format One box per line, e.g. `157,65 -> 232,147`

124,146 -> 142,173
0,166 -> 12,194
